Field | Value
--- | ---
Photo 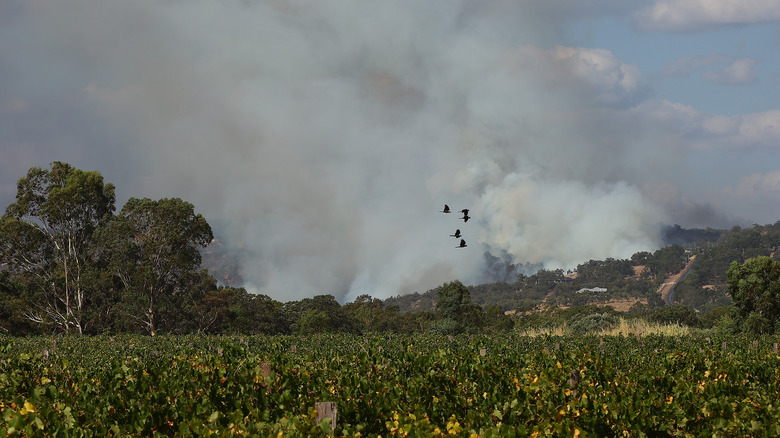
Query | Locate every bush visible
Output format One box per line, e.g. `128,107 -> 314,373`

568,313 -> 619,335
428,318 -> 462,335
743,312 -> 773,335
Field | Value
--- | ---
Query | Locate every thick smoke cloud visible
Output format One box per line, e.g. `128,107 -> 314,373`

2,1 -> 678,301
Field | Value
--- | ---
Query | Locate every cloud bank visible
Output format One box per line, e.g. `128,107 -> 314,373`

635,0 -> 780,31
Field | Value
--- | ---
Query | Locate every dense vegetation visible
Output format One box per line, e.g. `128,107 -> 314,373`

2,333 -> 779,436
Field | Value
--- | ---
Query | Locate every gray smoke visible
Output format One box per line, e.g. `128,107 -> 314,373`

2,1 -> 682,301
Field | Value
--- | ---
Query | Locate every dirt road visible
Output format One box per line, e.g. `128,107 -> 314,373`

658,255 -> 696,306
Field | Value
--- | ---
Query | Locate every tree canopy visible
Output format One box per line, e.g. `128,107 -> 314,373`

0,162 -> 116,334
727,256 -> 780,334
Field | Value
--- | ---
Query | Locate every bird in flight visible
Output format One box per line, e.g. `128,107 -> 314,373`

461,212 -> 471,222
457,239 -> 467,248
450,229 -> 461,238
441,204 -> 451,213
460,209 -> 469,215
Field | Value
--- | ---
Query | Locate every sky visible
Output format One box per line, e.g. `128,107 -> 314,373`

1,0 -> 780,302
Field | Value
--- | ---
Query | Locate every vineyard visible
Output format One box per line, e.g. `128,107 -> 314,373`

1,334 -> 779,437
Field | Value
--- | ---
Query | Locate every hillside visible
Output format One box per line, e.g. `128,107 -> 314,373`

383,222 -> 780,314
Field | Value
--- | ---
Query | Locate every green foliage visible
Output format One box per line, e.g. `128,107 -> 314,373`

1,334 -> 779,436
435,281 -> 484,333
568,313 -> 619,335
104,197 -> 213,335
0,271 -> 39,335
727,256 -> 780,334
284,295 -> 360,335
192,287 -> 288,335
514,305 -> 622,333
648,304 -> 701,328
0,162 -> 116,334
342,295 -> 416,334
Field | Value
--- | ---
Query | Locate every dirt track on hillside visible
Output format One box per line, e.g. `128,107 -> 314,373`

657,255 -> 696,305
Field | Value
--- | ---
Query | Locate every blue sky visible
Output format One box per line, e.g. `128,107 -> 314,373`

1,1 -> 780,299
571,16 -> 779,115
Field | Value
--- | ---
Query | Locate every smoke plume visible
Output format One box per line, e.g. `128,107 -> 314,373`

3,1 -> 679,301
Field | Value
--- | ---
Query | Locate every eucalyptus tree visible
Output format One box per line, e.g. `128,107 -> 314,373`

0,162 -> 115,334
727,256 -> 780,334
104,197 -> 212,335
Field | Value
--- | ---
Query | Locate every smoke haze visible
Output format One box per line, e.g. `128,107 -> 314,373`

2,0 -> 716,301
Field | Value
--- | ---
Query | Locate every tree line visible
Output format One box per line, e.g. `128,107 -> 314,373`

0,163 -> 513,336
3,162 -> 779,336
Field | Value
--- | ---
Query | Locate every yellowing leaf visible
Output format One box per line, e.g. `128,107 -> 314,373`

21,401 -> 35,415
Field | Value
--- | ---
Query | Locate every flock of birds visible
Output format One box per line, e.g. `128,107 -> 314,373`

440,204 -> 470,248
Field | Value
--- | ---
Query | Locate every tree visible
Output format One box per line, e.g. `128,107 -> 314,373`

0,162 -> 115,334
191,287 -> 288,335
103,197 -> 212,335
648,304 -> 700,327
435,280 -> 484,333
0,270 -> 40,335
343,294 -> 408,333
647,245 -> 686,277
284,294 -> 359,334
727,256 -> 780,334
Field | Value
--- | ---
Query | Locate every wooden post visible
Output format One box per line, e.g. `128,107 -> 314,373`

315,402 -> 337,431
555,343 -> 560,351
568,369 -> 581,389
479,348 -> 487,357
291,345 -> 297,353
773,343 -> 778,354
722,342 -> 727,351
260,363 -> 271,378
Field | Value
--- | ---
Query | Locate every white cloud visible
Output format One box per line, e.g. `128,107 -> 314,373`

701,58 -> 758,85
662,54 -> 729,77
636,100 -> 780,149
662,55 -> 757,85
635,0 -> 780,31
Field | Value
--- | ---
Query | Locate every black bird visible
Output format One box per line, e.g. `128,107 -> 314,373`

441,204 -> 451,213
461,213 -> 470,223
457,239 -> 467,248
450,229 -> 461,238
460,209 -> 469,215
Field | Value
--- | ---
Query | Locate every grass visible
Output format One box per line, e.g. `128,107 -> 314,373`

517,317 -> 692,337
